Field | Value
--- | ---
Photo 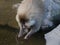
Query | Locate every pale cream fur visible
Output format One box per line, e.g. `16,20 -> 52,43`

15,0 -> 45,39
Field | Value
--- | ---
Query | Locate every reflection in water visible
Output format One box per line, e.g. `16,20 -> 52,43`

0,25 -> 45,45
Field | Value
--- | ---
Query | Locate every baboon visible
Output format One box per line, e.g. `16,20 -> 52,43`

15,0 -> 45,39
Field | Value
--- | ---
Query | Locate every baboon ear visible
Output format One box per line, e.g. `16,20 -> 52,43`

12,3 -> 20,9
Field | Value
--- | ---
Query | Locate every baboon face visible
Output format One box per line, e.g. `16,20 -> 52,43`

19,14 -> 29,24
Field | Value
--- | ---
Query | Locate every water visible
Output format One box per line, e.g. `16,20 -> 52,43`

0,25 -> 45,45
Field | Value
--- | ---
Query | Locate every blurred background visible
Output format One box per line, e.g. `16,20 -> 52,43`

0,0 -> 45,45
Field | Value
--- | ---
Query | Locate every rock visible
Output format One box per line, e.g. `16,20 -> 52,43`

45,24 -> 60,45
